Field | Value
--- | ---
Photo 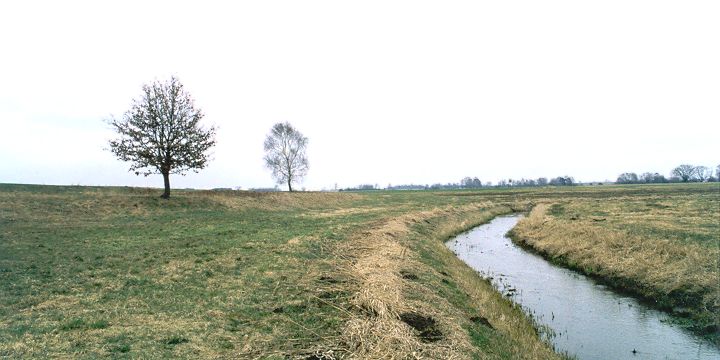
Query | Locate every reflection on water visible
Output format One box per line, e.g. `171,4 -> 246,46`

447,215 -> 719,360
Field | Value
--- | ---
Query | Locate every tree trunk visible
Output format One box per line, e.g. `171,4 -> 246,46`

161,172 -> 171,199
287,178 -> 293,192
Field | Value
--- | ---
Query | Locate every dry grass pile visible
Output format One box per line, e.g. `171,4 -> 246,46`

340,208 -> 461,358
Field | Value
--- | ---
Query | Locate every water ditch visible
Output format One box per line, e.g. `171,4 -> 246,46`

447,215 -> 720,360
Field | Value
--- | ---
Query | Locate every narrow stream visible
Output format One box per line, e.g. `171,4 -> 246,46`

447,215 -> 720,360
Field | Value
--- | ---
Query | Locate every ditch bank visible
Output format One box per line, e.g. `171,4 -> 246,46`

449,214 -> 720,359
335,203 -> 562,359
508,204 -> 720,344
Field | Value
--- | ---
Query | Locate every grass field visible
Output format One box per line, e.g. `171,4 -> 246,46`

0,184 -> 559,359
0,183 -> 717,357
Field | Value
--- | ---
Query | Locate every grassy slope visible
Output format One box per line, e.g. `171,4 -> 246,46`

0,184 -> 559,359
509,183 -> 720,341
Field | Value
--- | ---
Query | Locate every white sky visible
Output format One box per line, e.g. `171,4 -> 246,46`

1,1 -> 718,190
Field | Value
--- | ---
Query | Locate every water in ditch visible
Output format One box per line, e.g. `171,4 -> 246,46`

446,215 -> 719,360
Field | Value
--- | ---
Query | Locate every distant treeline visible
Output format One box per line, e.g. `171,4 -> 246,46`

370,165 -> 720,191
342,175 -> 576,191
342,164 -> 720,192
616,164 -> 719,184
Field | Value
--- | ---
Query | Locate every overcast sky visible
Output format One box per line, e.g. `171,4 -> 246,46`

1,1 -> 718,190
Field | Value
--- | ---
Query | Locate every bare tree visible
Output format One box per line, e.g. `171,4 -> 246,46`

616,172 -> 639,184
671,164 -> 697,182
695,166 -> 713,182
263,122 -> 309,191
640,172 -> 667,183
549,176 -> 574,186
460,177 -> 482,188
108,76 -> 216,199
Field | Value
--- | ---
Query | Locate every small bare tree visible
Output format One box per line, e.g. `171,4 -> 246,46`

263,122 -> 308,191
695,166 -> 713,182
108,76 -> 216,199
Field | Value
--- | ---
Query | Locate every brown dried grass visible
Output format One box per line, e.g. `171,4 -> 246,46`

336,204 -> 560,359
340,211 -> 438,358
